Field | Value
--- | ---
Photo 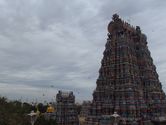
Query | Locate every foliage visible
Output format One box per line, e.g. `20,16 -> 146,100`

0,97 -> 31,125
35,115 -> 57,125
37,103 -> 47,113
0,96 -> 57,125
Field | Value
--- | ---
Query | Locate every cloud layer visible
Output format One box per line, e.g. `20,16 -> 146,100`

0,0 -> 166,102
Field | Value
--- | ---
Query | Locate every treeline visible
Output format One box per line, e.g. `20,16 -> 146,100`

0,96 -> 57,125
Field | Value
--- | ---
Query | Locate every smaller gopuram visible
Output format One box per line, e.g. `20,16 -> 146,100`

56,90 -> 79,125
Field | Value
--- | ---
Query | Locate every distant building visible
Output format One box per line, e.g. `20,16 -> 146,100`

80,101 -> 91,117
85,14 -> 166,125
56,90 -> 79,125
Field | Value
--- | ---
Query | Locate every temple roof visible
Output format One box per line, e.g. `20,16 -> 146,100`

108,14 -> 140,34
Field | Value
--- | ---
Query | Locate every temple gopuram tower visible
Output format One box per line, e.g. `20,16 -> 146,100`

56,91 -> 79,125
86,14 -> 166,125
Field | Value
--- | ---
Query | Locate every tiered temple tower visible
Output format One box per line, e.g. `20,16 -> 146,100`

56,91 -> 79,125
86,14 -> 166,125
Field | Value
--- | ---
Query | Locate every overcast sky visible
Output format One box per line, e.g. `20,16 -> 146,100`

0,0 -> 166,103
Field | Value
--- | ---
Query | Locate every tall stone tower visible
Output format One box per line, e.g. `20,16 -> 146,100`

86,14 -> 166,125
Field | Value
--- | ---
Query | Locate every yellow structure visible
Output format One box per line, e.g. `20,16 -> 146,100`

46,104 -> 55,113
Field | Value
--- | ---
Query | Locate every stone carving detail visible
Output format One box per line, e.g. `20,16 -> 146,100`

112,14 -> 120,22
